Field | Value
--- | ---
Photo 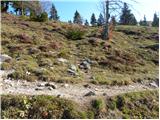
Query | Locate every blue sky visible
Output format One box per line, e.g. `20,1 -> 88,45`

52,0 -> 159,22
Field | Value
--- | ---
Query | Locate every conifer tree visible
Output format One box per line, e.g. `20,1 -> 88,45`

139,15 -> 148,26
50,3 -> 59,20
97,13 -> 105,26
152,13 -> 159,27
84,20 -> 89,26
90,13 -> 97,26
119,2 -> 137,25
73,10 -> 83,25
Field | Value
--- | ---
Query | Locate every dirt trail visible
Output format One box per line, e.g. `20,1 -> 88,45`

1,78 -> 157,104
0,55 -> 158,104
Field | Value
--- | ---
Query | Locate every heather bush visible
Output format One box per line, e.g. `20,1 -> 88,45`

66,26 -> 85,40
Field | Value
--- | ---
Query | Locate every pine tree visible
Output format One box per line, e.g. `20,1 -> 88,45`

84,20 -> 89,26
152,13 -> 159,27
50,3 -> 59,20
90,13 -> 97,26
119,2 -> 137,25
73,10 -> 83,25
139,15 -> 148,26
129,14 -> 137,25
68,20 -> 72,24
97,13 -> 104,26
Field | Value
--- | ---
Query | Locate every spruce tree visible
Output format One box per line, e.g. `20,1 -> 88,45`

152,13 -> 159,27
50,3 -> 59,20
73,10 -> 83,25
84,20 -> 89,26
68,20 -> 72,24
119,2 -> 137,25
129,14 -> 137,25
97,13 -> 104,26
139,15 -> 148,26
90,13 -> 97,26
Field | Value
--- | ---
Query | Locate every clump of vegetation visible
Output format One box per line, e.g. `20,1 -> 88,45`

30,12 -> 48,22
106,90 -> 159,119
1,95 -> 89,119
1,90 -> 159,119
66,26 -> 85,40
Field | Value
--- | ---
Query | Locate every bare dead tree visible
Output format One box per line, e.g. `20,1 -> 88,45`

99,0 -> 138,40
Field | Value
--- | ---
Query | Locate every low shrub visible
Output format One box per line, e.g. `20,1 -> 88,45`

30,12 -> 48,22
66,26 -> 85,40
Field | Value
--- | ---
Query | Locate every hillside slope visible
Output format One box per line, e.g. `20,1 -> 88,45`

1,13 -> 159,85
1,13 -> 159,119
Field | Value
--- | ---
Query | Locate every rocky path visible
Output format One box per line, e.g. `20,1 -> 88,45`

1,78 -> 158,104
0,54 -> 158,105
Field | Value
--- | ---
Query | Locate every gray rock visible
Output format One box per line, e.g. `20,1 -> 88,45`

70,64 -> 77,71
57,58 -> 68,63
48,86 -> 54,90
149,82 -> 158,88
37,83 -> 45,87
0,54 -> 12,62
79,59 -> 91,70
35,87 -> 44,91
64,84 -> 69,88
83,84 -> 91,88
45,82 -> 57,89
67,69 -> 78,76
57,94 -> 61,98
28,48 -> 40,54
84,91 -> 96,96
67,65 -> 78,76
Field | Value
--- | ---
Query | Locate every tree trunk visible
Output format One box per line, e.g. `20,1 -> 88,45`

102,0 -> 109,40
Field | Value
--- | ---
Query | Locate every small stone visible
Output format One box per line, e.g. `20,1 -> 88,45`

70,64 -> 77,71
149,82 -> 158,88
67,69 -> 78,76
48,86 -> 54,90
84,91 -> 96,96
64,84 -> 69,88
83,84 -> 91,88
95,88 -> 98,91
37,83 -> 45,87
35,87 -> 44,91
45,83 -> 57,89
57,58 -> 68,63
0,54 -> 12,62
103,93 -> 107,96
57,94 -> 61,98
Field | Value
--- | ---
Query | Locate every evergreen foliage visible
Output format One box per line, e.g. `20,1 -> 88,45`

152,13 -> 159,27
50,3 -> 59,20
97,13 -> 105,26
119,2 -> 137,25
73,10 -> 83,25
90,13 -> 97,26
